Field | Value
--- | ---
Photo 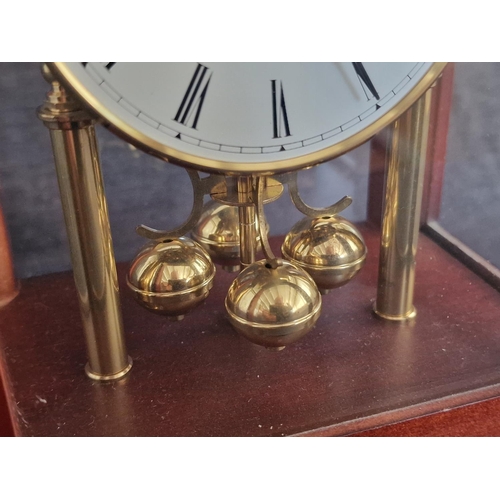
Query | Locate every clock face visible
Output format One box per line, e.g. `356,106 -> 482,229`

52,62 -> 445,174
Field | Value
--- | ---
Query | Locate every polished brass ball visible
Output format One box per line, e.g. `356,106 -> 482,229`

281,215 -> 367,293
225,259 -> 322,349
127,237 -> 215,320
192,200 -> 265,272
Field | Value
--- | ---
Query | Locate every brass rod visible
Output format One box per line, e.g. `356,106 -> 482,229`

237,176 -> 257,267
38,66 -> 132,380
256,176 -> 276,262
374,89 -> 433,321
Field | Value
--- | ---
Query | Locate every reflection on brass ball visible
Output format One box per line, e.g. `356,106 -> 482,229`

225,259 -> 321,349
127,237 -> 215,321
281,215 -> 367,293
192,200 -> 266,272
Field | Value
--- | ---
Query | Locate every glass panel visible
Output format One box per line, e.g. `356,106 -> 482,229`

439,62 -> 500,268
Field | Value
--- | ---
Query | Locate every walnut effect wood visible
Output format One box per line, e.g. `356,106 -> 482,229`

0,364 -> 14,437
0,201 -> 18,307
352,396 -> 500,437
0,197 -> 17,436
1,227 -> 500,436
367,133 -> 387,227
421,63 -> 456,224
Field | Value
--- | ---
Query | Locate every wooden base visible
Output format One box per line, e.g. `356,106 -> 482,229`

1,223 -> 500,436
353,396 -> 500,436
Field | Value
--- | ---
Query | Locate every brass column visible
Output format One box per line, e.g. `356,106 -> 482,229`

37,65 -> 132,380
374,89 -> 432,320
237,176 -> 257,267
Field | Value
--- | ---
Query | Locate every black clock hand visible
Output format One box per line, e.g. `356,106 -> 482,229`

352,62 -> 380,100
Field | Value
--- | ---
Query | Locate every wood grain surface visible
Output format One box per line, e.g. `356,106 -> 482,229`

0,201 -> 18,307
352,396 -> 500,437
1,226 -> 500,436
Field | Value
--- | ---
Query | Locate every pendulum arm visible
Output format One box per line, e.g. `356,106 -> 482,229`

136,170 -> 223,241
286,171 -> 353,218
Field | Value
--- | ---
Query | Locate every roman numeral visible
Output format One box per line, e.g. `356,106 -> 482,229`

81,62 -> 116,71
174,63 -> 212,130
271,80 -> 291,139
352,62 -> 380,101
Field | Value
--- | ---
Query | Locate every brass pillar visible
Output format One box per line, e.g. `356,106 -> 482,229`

374,89 -> 433,320
237,176 -> 257,267
37,65 -> 132,380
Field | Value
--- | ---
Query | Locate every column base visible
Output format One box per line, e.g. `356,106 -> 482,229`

373,305 -> 417,321
85,356 -> 133,381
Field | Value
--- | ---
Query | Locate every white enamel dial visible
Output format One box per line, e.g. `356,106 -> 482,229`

52,62 -> 443,174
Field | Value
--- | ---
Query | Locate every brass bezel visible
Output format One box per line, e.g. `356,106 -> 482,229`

49,62 -> 447,175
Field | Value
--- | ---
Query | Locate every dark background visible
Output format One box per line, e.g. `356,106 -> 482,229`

0,62 -> 498,278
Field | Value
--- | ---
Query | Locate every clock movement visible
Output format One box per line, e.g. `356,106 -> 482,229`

35,62 -> 446,381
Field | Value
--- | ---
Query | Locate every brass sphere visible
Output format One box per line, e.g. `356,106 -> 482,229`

192,200 -> 266,272
127,237 -> 216,320
281,215 -> 367,293
225,259 -> 322,349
